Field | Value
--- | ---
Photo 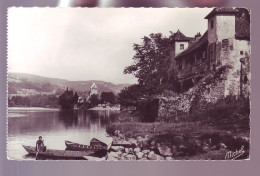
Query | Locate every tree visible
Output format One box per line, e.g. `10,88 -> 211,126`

118,84 -> 146,106
89,94 -> 99,107
58,88 -> 77,109
100,92 -> 115,105
124,33 -> 171,94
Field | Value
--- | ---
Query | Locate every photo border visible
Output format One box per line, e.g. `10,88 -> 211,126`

1,0 -> 260,176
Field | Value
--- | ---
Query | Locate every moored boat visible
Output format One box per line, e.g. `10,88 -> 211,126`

65,140 -> 107,151
22,145 -> 95,160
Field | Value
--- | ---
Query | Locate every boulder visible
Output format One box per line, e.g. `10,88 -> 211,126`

142,150 -> 150,154
106,155 -> 118,161
148,153 -> 165,160
136,152 -> 144,159
140,158 -> 148,161
143,153 -> 148,158
125,154 -> 137,160
125,148 -> 134,154
219,143 -> 227,149
158,146 -> 173,156
108,151 -> 120,158
128,138 -> 137,145
136,136 -> 144,142
134,148 -> 141,153
165,156 -> 174,161
120,152 -> 128,157
202,145 -> 210,152
150,140 -> 156,148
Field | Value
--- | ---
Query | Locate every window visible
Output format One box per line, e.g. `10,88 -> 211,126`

222,39 -> 229,48
180,44 -> 184,50
211,20 -> 214,29
179,63 -> 182,70
240,51 -> 244,55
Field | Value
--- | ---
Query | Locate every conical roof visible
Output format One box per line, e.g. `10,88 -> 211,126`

171,29 -> 190,41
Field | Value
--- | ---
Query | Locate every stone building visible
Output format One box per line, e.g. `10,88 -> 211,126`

170,8 -> 250,97
90,83 -> 98,96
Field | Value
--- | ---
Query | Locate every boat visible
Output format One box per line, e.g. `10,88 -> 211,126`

65,140 -> 107,151
22,145 -> 95,160
90,138 -> 110,148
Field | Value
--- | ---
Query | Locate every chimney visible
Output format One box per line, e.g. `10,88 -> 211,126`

195,32 -> 201,41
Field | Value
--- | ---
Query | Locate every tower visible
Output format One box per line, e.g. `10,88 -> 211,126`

90,83 -> 98,96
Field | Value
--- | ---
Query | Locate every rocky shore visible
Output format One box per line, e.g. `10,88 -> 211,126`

104,130 -> 249,161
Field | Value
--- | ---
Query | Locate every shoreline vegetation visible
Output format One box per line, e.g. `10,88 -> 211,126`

105,112 -> 249,160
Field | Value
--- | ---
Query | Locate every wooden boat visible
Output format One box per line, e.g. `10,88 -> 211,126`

65,140 -> 107,151
22,145 -> 95,160
90,138 -> 109,148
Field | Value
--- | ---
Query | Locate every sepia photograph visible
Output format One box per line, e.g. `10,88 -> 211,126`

7,7 -> 250,161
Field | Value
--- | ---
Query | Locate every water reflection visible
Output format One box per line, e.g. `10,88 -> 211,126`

8,108 -> 119,160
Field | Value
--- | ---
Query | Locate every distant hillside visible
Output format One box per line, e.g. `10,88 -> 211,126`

8,72 -> 131,96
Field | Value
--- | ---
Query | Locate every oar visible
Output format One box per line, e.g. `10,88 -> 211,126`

36,151 -> 39,160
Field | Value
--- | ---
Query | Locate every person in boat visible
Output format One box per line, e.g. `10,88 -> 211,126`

36,136 -> 46,152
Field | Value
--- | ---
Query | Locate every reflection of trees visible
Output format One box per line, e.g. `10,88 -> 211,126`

58,110 -> 78,129
8,110 -> 121,136
58,110 -> 120,129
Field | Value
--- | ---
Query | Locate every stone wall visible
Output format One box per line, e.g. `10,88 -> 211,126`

158,68 -> 228,122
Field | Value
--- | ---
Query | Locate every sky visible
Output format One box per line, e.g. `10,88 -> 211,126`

8,8 -> 212,84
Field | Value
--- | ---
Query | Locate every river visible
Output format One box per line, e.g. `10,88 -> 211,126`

7,107 -> 119,160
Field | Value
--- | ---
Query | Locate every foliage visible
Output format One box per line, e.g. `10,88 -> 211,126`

89,94 -> 100,107
8,94 -> 59,107
100,92 -> 115,105
58,88 -> 78,109
124,33 -> 171,94
118,84 -> 146,106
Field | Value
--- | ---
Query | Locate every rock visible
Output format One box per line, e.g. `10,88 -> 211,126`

134,148 -> 141,153
142,149 -> 150,154
148,153 -> 165,160
125,154 -> 137,160
108,151 -> 120,158
165,156 -> 174,161
219,143 -> 227,149
202,145 -> 210,152
125,148 -> 134,154
178,145 -> 187,151
149,151 -> 155,155
136,136 -> 143,142
128,138 -> 137,145
120,153 -> 128,158
158,146 -> 173,156
141,140 -> 150,149
110,146 -> 124,152
150,140 -> 156,148
143,153 -> 148,158
171,145 -> 177,154
136,152 -> 144,159
140,158 -> 148,160
106,155 -> 118,161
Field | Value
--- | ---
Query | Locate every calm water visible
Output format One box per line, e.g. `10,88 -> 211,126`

8,107 -> 119,160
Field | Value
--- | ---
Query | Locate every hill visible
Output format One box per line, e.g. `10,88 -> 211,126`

8,72 -> 130,96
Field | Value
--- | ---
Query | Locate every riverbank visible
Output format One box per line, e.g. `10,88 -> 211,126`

88,107 -> 120,111
105,118 -> 250,160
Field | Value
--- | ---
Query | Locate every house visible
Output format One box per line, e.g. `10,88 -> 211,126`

170,8 -> 250,97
